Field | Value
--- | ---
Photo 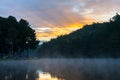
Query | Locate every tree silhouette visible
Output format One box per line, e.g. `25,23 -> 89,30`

38,13 -> 120,58
0,16 -> 39,56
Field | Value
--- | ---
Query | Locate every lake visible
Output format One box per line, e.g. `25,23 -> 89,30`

0,59 -> 120,80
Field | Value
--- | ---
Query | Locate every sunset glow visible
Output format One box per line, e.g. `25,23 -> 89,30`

36,21 -> 95,41
0,0 -> 120,41
36,71 -> 63,80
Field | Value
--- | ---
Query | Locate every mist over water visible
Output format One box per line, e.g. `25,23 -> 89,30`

0,59 -> 120,80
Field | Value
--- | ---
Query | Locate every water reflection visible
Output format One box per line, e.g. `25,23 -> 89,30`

36,70 -> 64,80
0,59 -> 120,80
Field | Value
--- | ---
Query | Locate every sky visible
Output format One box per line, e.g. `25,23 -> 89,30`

0,0 -> 120,41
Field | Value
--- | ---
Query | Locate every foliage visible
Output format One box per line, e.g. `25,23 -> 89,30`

38,13 -> 120,58
0,16 -> 39,55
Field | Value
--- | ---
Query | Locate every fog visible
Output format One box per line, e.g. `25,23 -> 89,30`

0,59 -> 120,80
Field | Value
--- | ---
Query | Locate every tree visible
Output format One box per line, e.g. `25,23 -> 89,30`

38,13 -> 120,58
0,16 -> 39,56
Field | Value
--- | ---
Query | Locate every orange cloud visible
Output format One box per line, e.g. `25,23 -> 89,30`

35,20 -> 95,41
1,0 -> 118,41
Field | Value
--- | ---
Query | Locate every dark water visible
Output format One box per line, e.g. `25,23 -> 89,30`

0,59 -> 120,80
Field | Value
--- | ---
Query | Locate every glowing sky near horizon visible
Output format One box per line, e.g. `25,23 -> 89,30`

0,0 -> 120,41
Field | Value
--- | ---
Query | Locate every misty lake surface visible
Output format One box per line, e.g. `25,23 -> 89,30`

0,59 -> 120,80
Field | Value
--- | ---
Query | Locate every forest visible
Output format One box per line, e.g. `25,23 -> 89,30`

38,13 -> 120,58
0,16 -> 39,58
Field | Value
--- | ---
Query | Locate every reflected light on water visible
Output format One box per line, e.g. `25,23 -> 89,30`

36,70 -> 64,80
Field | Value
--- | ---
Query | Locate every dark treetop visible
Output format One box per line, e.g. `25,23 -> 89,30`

0,16 -> 39,56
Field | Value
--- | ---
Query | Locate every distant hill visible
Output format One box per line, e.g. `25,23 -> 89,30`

38,13 -> 120,58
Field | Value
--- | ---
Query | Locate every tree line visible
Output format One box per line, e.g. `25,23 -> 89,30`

0,16 -> 39,57
38,13 -> 120,58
